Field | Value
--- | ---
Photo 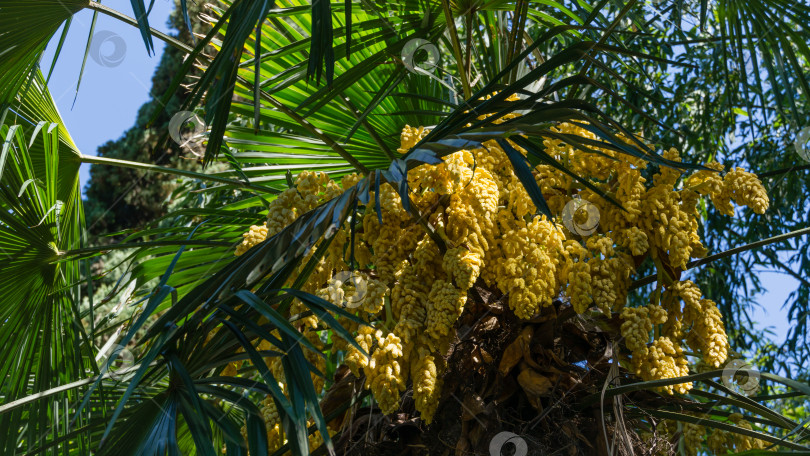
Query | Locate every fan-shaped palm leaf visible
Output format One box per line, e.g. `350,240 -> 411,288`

0,79 -> 89,453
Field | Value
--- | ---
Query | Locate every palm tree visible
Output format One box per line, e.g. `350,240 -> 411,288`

1,0 -> 809,454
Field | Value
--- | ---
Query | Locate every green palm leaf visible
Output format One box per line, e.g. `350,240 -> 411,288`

0,94 -> 89,452
0,0 -> 86,110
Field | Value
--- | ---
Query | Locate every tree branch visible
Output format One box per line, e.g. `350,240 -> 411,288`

80,154 -> 279,194
758,164 -> 810,179
630,227 -> 810,290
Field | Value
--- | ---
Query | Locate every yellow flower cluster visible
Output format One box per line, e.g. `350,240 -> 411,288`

714,167 -> 770,216
360,276 -> 387,314
365,331 -> 406,414
443,247 -> 482,290
687,162 -> 724,197
707,428 -> 730,454
235,223 -> 268,256
690,299 -> 729,368
620,305 -> 666,352
672,413 -> 769,455
620,279 -> 730,392
627,335 -> 690,394
620,226 -> 649,256
260,395 -> 284,453
410,346 -> 442,424
245,402 -> 332,456
650,413 -> 768,456
663,281 -> 730,368
265,171 -> 343,236
682,420 -> 706,456
398,125 -> 428,155
390,263 -> 430,347
305,425 -> 333,453
425,280 -> 466,351
567,260 -> 592,314
724,413 -> 768,451
231,108 -> 769,428
493,216 -> 565,318
265,190 -> 301,237
345,324 -> 375,377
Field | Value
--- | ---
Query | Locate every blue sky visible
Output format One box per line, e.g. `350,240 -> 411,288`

39,0 -> 798,346
40,0 -> 175,190
752,270 -> 796,342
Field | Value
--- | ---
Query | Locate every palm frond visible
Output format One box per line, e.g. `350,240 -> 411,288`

0,112 -> 89,453
0,0 -> 85,111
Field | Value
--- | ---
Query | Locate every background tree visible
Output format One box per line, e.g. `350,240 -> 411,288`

84,0 -> 210,235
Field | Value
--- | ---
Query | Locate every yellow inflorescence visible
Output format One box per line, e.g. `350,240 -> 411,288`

707,428 -> 732,455
682,420 -> 706,456
693,413 -> 769,454
232,105 -> 769,431
620,306 -> 655,352
649,413 -> 769,456
235,223 -> 268,256
689,299 -> 729,368
715,167 -> 770,216
728,413 -> 768,451
360,276 -> 388,314
345,324 -> 375,377
239,395 -> 284,455
632,336 -> 691,394
260,396 -> 284,453
365,331 -> 406,414
620,226 -> 649,256
391,263 -> 429,347
411,346 -> 442,424
305,425 -> 333,453
567,260 -> 592,314
425,280 -> 467,351
442,247 -> 483,290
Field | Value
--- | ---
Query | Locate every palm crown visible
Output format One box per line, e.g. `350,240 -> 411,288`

1,0 -> 809,454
